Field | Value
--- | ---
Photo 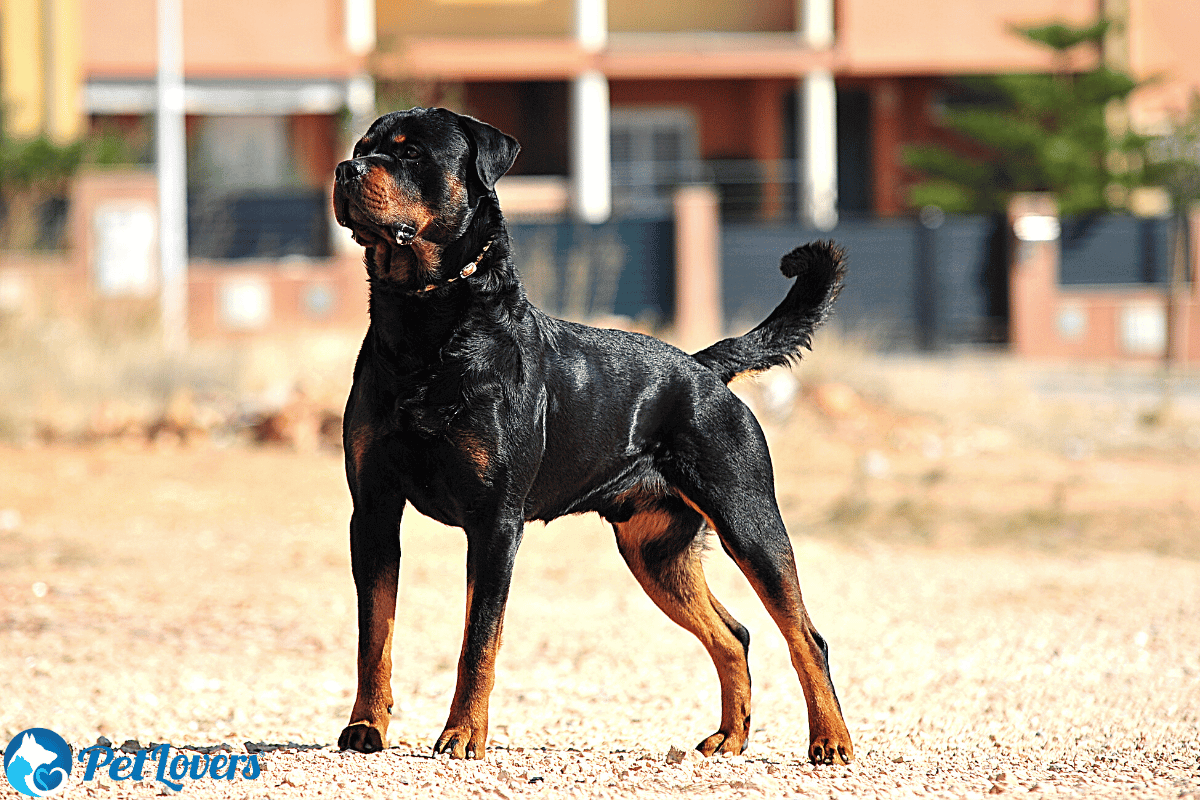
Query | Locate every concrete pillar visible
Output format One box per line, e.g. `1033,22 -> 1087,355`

345,0 -> 376,56
800,0 -> 834,49
344,0 -> 376,136
570,70 -> 611,224
674,185 -> 722,350
45,0 -> 84,142
0,0 -> 83,141
750,81 -> 784,220
872,79 -> 902,217
798,69 -> 838,230
2,0 -> 46,137
575,0 -> 606,52
346,73 -> 376,141
1008,193 -> 1060,357
570,0 -> 609,223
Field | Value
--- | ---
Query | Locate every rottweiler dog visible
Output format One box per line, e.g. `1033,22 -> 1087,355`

331,107 -> 854,765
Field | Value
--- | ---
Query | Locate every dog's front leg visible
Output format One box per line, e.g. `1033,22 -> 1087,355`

339,498 -> 404,753
434,516 -> 524,759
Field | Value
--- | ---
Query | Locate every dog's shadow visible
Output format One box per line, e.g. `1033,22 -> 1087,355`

236,742 -> 330,755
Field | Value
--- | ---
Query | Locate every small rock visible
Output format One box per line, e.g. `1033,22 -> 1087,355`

729,779 -> 760,791
666,745 -> 688,764
0,509 -> 21,532
283,769 -> 307,787
990,783 -> 1006,794
96,736 -> 112,748
119,739 -> 141,754
861,449 -> 891,479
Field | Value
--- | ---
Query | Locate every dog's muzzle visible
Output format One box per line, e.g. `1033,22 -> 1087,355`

333,161 -> 416,246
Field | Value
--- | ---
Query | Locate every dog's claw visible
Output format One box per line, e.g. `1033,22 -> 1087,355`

808,737 -> 853,765
697,730 -> 747,757
434,725 -> 486,760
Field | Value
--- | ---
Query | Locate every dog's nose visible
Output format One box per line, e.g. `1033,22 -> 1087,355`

336,159 -> 368,184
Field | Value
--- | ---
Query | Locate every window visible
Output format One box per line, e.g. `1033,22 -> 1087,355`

610,107 -> 698,217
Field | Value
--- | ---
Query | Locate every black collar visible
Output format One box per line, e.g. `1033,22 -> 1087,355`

404,238 -> 494,296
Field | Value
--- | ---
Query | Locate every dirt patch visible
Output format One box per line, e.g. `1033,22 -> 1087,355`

2,354 -> 1199,799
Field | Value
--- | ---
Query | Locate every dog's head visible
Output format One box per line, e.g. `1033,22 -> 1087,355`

333,107 -> 519,284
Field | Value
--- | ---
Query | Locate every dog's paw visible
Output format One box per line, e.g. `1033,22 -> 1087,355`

339,722 -> 385,753
434,724 -> 487,760
809,735 -> 854,765
696,730 -> 748,757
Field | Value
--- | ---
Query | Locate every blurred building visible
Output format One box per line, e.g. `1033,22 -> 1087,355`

2,0 -> 1200,357
2,0 -> 374,260
376,0 -> 1200,225
6,0 -> 1200,236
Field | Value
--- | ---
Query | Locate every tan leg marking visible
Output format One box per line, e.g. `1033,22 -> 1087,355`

341,560 -> 399,752
614,508 -> 752,755
676,491 -> 854,764
434,574 -> 500,759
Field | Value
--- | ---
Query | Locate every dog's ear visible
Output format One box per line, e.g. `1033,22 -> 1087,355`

455,113 -> 520,198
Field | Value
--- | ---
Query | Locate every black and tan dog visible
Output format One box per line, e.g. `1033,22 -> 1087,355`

331,107 -> 854,765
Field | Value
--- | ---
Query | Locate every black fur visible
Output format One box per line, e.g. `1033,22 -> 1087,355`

692,240 -> 846,383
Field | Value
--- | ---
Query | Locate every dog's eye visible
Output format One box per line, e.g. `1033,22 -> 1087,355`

398,145 -> 421,160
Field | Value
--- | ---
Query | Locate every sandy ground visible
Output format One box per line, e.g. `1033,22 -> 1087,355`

2,356 -> 1199,799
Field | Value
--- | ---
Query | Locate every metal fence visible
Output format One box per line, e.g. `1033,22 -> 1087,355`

722,214 -> 1009,349
507,218 -> 675,323
612,159 -> 800,222
1059,214 -> 1177,285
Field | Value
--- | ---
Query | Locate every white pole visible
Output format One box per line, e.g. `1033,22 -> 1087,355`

574,0 -> 606,52
570,70 -> 611,224
801,0 -> 834,49
157,0 -> 188,351
799,69 -> 838,230
570,0 -> 609,223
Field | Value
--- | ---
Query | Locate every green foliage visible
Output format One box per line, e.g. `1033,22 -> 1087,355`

0,114 -> 147,249
1020,20 -> 1111,51
1144,92 -> 1200,206
903,19 -> 1152,215
0,136 -> 84,192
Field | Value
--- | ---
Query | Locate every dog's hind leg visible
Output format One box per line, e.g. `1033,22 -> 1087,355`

612,501 -> 753,756
665,402 -> 854,765
678,486 -> 854,765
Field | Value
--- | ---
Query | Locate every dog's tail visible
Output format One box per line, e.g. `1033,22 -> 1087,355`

692,240 -> 846,384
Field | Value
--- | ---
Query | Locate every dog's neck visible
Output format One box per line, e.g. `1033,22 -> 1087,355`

364,196 -> 521,361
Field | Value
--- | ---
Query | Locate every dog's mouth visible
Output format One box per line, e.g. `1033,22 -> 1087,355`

333,177 -> 425,249
348,221 -> 417,248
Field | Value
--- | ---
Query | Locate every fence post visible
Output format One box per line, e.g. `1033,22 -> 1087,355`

674,185 -> 722,350
915,206 -> 944,351
1008,193 -> 1060,357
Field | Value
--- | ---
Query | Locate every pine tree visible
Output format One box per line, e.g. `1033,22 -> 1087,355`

904,20 -> 1150,215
